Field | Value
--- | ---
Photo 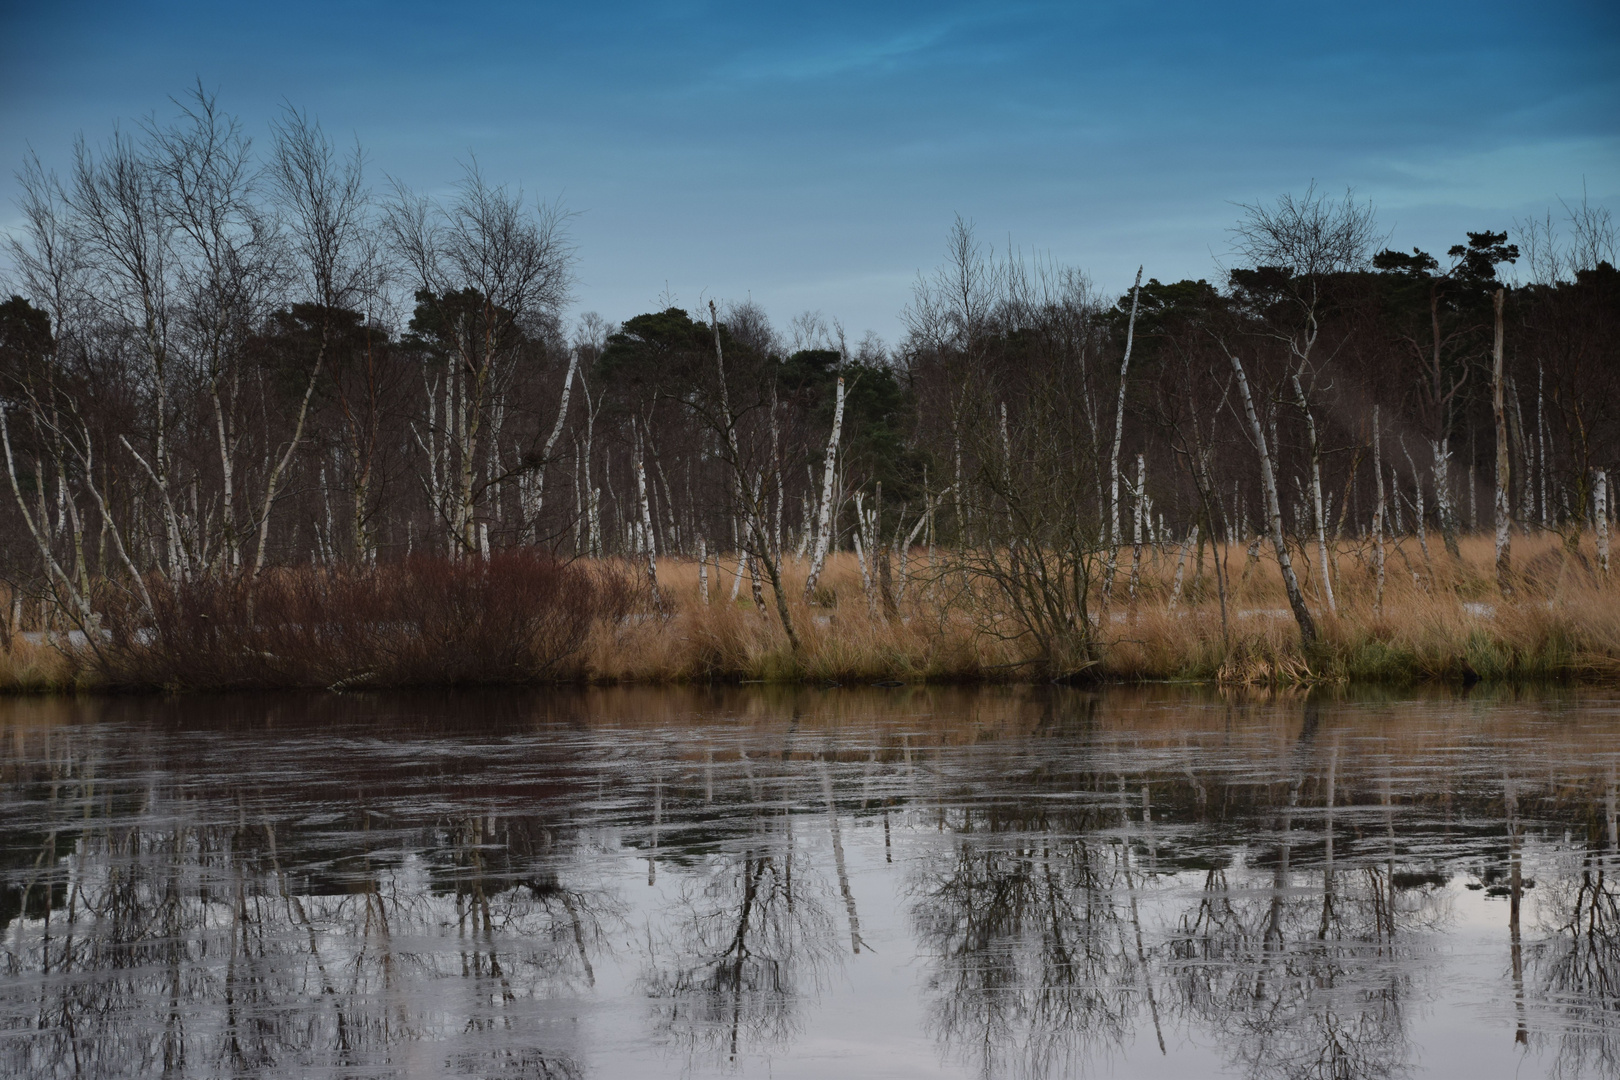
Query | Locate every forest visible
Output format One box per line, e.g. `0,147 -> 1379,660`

1,91 -> 1617,690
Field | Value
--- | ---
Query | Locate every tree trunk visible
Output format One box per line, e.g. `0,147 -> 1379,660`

1128,453 -> 1145,602
1168,523 -> 1197,611
698,536 -> 710,603
1594,469 -> 1610,578
1432,439 -> 1461,559
252,330 -> 327,576
524,348 -> 579,543
804,375 -> 845,598
1492,289 -> 1512,594
636,451 -> 660,606
1290,372 -> 1335,613
1102,267 -> 1144,606
1373,406 -> 1387,615
1226,349 -> 1317,647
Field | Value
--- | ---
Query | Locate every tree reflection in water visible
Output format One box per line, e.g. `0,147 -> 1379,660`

0,701 -> 621,1079
2,688 -> 1619,1079
1520,771 -> 1620,1078
908,817 -> 1141,1079
637,753 -> 841,1069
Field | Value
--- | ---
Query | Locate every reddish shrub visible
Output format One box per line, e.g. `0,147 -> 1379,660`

98,552 -> 618,691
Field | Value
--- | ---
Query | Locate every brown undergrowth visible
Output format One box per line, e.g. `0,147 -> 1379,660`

2,530 -> 1616,692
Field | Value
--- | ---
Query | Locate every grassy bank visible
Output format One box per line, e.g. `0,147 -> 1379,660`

582,531 -> 1620,687
2,530 -> 1616,693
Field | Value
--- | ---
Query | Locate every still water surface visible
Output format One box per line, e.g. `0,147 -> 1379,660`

2,686 -> 1618,1079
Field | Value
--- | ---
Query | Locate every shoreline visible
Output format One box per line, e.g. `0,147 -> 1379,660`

3,532 -> 1614,695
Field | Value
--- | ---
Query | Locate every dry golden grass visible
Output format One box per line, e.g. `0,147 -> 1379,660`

0,529 -> 1614,692
585,554 -> 1015,684
586,530 -> 1620,687
0,637 -> 82,693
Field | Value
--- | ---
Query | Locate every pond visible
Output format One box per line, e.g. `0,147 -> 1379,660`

2,686 -> 1617,1079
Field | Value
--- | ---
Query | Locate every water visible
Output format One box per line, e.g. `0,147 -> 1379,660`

2,686 -> 1617,1079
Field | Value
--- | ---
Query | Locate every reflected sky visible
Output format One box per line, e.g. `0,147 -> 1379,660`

2,686 -> 1618,1078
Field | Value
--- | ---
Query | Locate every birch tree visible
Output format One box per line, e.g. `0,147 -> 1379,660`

802,374 -> 845,598
254,107 -> 372,575
1491,287 -> 1512,593
1100,266 -> 1143,605
385,166 -> 574,555
1221,340 -> 1317,647
1230,185 -> 1377,614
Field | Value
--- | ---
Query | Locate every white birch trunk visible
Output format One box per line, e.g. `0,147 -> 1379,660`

1225,349 -> 1317,646
894,490 -> 938,605
804,376 -> 845,598
698,536 -> 710,603
1402,440 -> 1433,575
1289,372 -> 1335,614
1103,266 -> 1144,604
851,492 -> 877,617
1430,438 -> 1457,554
1128,453 -> 1145,602
1537,363 -> 1549,528
1492,289 -> 1512,593
1594,469 -> 1610,578
1373,406 -> 1387,614
637,453 -> 659,604
522,349 -> 579,544
1168,523 -> 1197,612
1,408 -> 95,629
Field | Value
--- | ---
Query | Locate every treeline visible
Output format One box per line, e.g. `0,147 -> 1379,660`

0,91 -> 1616,673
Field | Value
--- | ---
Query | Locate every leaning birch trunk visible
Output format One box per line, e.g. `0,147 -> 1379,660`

1102,266 -> 1144,606
524,349 -> 580,543
1225,349 -> 1317,647
1492,288 -> 1512,595
746,499 -> 802,642
252,336 -> 327,576
1373,406 -> 1387,615
1,408 -> 95,630
1595,469 -> 1610,578
709,301 -> 797,649
803,375 -> 846,598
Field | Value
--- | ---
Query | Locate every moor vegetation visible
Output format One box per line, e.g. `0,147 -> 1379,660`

0,89 -> 1616,690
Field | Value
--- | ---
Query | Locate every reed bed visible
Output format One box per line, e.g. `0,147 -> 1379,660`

1,529 -> 1616,692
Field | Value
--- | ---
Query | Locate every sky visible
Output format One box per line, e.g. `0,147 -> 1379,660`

1,0 -> 1617,342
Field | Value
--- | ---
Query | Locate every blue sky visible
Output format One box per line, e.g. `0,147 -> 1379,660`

2,0 -> 1616,340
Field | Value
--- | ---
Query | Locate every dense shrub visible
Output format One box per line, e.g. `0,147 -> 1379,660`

95,552 -> 631,691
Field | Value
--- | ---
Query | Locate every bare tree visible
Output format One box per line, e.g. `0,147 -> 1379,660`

254,106 -> 373,574
1101,266 -> 1143,607
385,165 -> 574,555
1230,184 -> 1379,614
